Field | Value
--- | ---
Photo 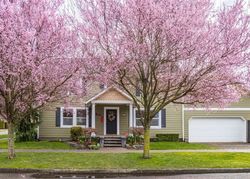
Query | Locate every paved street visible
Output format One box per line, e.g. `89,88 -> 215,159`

0,173 -> 250,179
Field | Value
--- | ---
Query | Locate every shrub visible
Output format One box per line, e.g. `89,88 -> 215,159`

70,127 -> 83,141
150,138 -> 159,142
88,143 -> 100,150
129,127 -> 144,136
155,134 -> 179,142
15,109 -> 40,142
126,134 -> 135,146
77,128 -> 99,149
127,128 -> 144,146
82,128 -> 96,138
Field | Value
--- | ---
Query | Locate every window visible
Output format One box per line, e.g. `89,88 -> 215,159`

63,109 -> 73,126
76,109 -> 86,125
99,83 -> 107,90
61,107 -> 88,128
134,109 -> 161,129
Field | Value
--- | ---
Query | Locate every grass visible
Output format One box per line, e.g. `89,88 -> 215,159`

0,139 -> 73,150
150,142 -> 215,150
0,134 -> 7,139
0,139 -> 214,150
0,152 -> 250,169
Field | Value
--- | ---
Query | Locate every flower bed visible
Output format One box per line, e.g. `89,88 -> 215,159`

125,128 -> 144,150
70,127 -> 100,150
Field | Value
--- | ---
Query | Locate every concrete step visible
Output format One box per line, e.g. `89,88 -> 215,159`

103,143 -> 122,147
103,137 -> 123,147
104,140 -> 122,144
104,138 -> 121,141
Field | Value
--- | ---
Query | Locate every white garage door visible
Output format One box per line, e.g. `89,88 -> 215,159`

189,117 -> 246,143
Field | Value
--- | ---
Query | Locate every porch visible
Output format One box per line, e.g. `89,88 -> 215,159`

86,87 -> 134,137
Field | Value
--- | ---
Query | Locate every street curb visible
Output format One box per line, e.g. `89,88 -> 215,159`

1,168 -> 250,177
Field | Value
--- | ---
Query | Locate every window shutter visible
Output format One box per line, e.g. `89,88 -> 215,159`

161,109 -> 166,128
55,107 -> 61,127
88,107 -> 92,128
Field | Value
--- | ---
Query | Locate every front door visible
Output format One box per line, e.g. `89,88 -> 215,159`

106,109 -> 117,134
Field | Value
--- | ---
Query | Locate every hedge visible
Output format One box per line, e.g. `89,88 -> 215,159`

155,134 -> 179,142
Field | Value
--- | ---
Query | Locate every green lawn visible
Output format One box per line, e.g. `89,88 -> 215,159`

0,140 -> 214,150
0,140 -> 73,150
150,142 -> 215,150
0,152 -> 250,169
0,134 -> 7,139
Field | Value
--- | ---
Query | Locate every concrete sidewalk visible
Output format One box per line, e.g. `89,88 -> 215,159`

2,148 -> 250,153
0,129 -> 7,135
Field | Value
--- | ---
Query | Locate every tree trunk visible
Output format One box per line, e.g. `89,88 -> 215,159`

7,122 -> 15,159
143,127 -> 150,159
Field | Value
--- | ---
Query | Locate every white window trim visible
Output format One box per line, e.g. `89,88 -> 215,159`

134,108 -> 162,129
60,107 -> 88,128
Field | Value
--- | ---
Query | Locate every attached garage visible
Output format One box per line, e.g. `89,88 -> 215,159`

189,117 -> 247,143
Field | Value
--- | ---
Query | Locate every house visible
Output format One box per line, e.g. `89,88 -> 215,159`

39,85 -> 250,144
0,119 -> 7,129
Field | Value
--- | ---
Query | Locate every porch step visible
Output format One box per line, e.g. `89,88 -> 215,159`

103,136 -> 123,147
103,143 -> 122,147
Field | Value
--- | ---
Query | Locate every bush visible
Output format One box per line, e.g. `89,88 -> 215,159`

70,127 -> 83,141
126,128 -> 144,146
15,109 -> 40,142
77,128 -> 99,149
155,134 -> 179,142
150,138 -> 159,142
126,134 -> 135,146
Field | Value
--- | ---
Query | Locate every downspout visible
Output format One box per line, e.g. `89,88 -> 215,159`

37,126 -> 39,140
182,104 -> 185,141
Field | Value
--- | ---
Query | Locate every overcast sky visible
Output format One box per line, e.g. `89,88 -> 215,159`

215,0 -> 249,12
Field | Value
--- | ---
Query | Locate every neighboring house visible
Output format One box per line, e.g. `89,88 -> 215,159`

39,85 -> 250,144
0,119 -> 7,129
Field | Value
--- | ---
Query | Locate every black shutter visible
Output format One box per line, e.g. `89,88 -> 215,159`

248,121 -> 250,143
55,107 -> 61,127
88,107 -> 92,128
161,109 -> 166,128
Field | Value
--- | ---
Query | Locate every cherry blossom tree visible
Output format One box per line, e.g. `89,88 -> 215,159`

0,0 -> 87,159
76,0 -> 250,158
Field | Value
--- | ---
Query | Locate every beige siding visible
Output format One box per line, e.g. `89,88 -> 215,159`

150,104 -> 182,138
39,84 -> 250,141
96,88 -> 130,101
228,97 -> 250,108
39,103 -> 129,139
39,100 -> 85,140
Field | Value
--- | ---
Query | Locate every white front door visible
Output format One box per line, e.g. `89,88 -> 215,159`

189,117 -> 246,143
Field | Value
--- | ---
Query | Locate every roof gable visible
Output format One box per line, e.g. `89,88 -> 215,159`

86,87 -> 132,103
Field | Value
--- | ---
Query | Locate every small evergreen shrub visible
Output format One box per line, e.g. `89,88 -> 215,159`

70,127 -> 83,141
150,137 -> 159,142
156,134 -> 179,142
15,110 -> 40,142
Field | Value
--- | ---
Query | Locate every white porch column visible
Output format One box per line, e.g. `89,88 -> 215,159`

129,103 -> 133,128
92,103 -> 96,129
